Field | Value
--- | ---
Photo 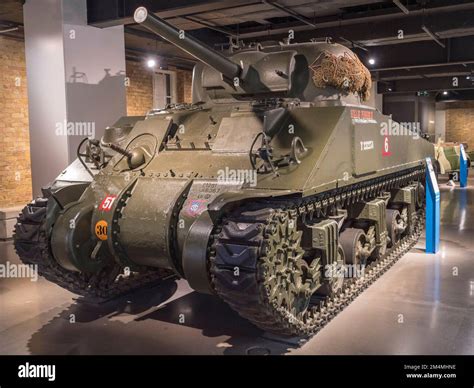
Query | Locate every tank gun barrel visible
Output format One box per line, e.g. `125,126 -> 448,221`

133,7 -> 242,81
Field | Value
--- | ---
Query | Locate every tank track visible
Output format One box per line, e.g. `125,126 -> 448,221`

211,167 -> 425,337
13,197 -> 173,301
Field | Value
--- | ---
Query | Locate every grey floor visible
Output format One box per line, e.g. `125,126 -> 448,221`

0,175 -> 473,355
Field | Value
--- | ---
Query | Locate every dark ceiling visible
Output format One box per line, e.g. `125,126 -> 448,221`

2,0 -> 474,97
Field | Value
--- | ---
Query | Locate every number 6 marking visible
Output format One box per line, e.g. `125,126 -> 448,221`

383,135 -> 391,156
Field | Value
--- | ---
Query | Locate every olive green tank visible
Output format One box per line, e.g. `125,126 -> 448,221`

14,7 -> 434,336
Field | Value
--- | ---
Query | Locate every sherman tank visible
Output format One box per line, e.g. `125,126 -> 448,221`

14,7 -> 435,336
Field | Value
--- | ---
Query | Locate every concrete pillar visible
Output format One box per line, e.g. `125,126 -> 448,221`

435,103 -> 447,142
417,95 -> 436,140
23,0 -> 126,196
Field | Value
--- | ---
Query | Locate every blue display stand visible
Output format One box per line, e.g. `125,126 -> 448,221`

425,158 -> 440,254
460,144 -> 468,188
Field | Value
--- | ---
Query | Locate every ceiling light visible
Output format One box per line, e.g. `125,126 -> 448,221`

368,58 -> 375,65
147,59 -> 157,68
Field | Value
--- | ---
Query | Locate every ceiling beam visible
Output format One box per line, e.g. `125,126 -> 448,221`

236,2 -> 474,45
87,0 -> 260,27
378,76 -> 474,93
124,26 -> 166,42
358,36 -> 474,70
372,60 -> 474,73
378,66 -> 474,81
393,0 -> 410,15
261,0 -> 316,28
181,15 -> 238,37
422,25 -> 446,48
0,26 -> 19,33
436,89 -> 474,100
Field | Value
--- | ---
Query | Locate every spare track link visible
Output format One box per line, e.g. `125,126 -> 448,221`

13,197 -> 173,301
211,167 -> 425,337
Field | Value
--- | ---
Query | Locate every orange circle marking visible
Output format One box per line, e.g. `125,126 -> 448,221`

95,220 -> 108,241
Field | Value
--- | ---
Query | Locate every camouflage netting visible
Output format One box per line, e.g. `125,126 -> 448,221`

309,51 -> 372,101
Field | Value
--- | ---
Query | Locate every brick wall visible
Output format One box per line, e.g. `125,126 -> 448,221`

0,38 -> 193,207
445,101 -> 474,148
174,67 -> 193,103
125,60 -> 154,116
0,37 -> 32,208
126,61 -> 193,116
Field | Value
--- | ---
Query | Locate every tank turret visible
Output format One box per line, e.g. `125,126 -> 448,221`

133,7 -> 371,104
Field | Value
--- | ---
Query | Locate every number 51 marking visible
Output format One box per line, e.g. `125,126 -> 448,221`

99,195 -> 117,211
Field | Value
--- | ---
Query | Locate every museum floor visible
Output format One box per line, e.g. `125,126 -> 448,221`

1,175 -> 473,355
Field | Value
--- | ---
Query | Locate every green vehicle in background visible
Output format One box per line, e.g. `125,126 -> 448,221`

466,148 -> 474,166
434,140 -> 472,176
